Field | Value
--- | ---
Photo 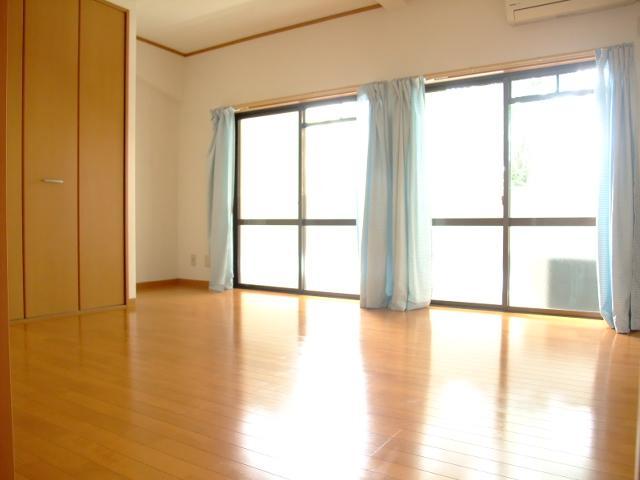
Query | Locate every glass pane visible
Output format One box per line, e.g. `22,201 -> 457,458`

432,226 -> 503,304
510,227 -> 598,311
425,83 -> 504,218
239,112 -> 299,219
559,68 -> 596,92
509,94 -> 599,217
239,225 -> 298,288
305,101 -> 357,124
304,121 -> 363,219
304,226 -> 359,295
511,75 -> 556,98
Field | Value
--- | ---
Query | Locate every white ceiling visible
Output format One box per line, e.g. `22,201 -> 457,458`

136,0 -> 403,54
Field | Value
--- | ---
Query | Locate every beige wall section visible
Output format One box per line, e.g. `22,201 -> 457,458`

23,0 -> 79,317
79,0 -> 126,309
167,0 -> 640,281
136,40 -> 184,283
7,0 -> 23,320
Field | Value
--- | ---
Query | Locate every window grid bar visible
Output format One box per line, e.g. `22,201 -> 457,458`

509,88 -> 593,104
239,219 -> 357,226
502,76 -> 511,308
432,218 -> 502,226
304,219 -> 357,226
302,117 -> 356,128
233,114 -> 241,286
432,218 -> 595,226
298,107 -> 305,291
509,217 -> 596,226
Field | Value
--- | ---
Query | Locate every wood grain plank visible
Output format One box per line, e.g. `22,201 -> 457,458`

10,286 -> 640,479
78,0 -> 125,309
7,0 -> 24,320
0,0 -> 14,476
23,0 -> 79,317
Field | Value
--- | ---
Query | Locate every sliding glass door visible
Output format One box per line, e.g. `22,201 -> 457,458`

426,62 -> 600,315
235,62 -> 600,316
237,111 -> 300,289
507,69 -> 599,312
235,99 -> 362,297
426,81 -> 505,306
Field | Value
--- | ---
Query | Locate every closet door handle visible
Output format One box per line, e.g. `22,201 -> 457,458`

41,178 -> 64,184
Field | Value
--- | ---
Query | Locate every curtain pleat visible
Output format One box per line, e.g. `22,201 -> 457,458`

207,107 -> 236,292
358,77 -> 431,311
596,43 -> 639,333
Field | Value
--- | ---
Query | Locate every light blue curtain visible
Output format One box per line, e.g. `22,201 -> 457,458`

358,77 -> 431,311
596,43 -> 639,333
207,107 -> 235,292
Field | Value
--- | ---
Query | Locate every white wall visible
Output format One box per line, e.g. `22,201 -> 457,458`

126,5 -> 137,299
173,0 -> 640,281
136,40 -> 185,282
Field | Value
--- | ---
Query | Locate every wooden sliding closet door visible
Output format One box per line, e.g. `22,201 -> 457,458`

23,0 -> 79,318
7,0 -> 23,320
79,0 -> 126,309
1,1 -> 15,476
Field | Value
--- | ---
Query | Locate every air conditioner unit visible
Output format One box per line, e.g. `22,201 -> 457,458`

506,0 -> 637,24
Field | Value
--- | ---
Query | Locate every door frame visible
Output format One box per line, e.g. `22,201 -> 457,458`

0,0 -> 15,476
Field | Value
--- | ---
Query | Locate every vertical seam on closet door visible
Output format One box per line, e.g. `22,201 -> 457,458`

20,0 -> 26,317
77,0 -> 82,310
123,7 -> 129,305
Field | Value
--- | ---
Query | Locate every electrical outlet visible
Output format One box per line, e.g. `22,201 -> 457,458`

190,254 -> 197,267
204,255 -> 211,268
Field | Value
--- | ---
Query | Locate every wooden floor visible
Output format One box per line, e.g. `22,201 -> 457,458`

9,285 -> 640,479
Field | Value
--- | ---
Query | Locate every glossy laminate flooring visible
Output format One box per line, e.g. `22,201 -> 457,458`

9,285 -> 640,479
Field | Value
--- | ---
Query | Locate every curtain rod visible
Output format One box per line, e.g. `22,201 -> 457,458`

233,49 -> 596,113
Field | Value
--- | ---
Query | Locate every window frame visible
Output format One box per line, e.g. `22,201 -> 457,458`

233,61 -> 601,318
234,96 -> 360,299
426,61 -> 600,318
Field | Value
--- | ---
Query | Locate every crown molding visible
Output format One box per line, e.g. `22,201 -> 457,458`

136,4 -> 382,58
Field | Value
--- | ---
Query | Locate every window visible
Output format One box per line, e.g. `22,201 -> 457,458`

426,82 -> 504,219
431,226 -> 503,305
426,62 -> 599,314
235,99 -> 362,297
426,81 -> 505,306
235,62 -> 600,316
239,112 -> 299,220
